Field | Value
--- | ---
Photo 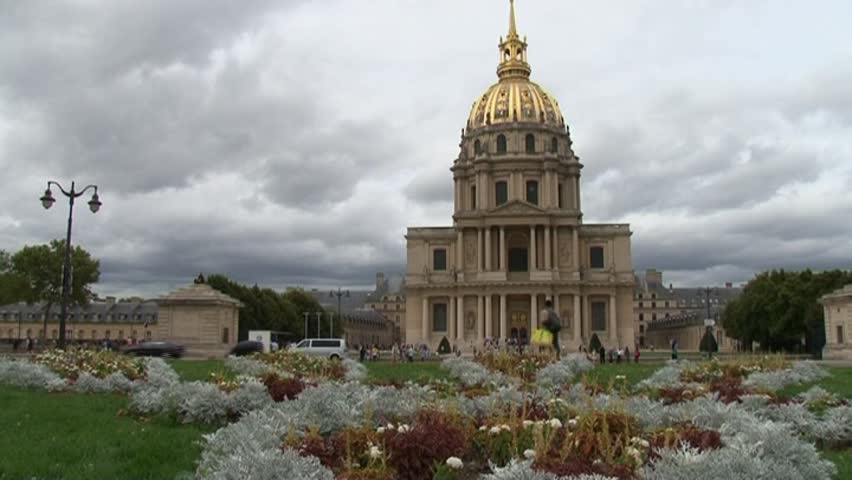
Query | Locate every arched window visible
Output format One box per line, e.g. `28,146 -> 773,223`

551,137 -> 558,153
474,139 -> 481,155
496,134 -> 507,154
525,134 -> 535,153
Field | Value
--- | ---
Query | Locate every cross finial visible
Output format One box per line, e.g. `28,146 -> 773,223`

508,0 -> 518,38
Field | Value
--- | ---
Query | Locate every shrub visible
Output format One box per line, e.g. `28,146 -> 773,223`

262,373 -> 306,402
386,410 -> 469,480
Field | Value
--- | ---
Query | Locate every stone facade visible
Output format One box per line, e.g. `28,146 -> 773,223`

404,2 -> 634,352
157,283 -> 241,357
364,273 -> 406,343
633,269 -> 742,350
821,284 -> 852,360
0,298 -> 157,343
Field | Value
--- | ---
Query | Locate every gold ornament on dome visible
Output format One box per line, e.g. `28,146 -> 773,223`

466,0 -> 564,130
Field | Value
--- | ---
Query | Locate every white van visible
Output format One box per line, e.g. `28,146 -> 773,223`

289,338 -> 347,360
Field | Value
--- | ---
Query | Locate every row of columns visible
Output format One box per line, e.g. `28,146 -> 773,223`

419,292 -> 618,344
455,171 -> 581,212
469,225 -> 581,272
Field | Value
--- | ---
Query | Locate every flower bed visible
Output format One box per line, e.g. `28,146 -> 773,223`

0,349 -> 179,394
194,359 -> 844,479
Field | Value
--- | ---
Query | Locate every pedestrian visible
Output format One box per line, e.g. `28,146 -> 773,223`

540,299 -> 562,360
359,344 -> 366,362
624,346 -> 630,364
671,340 -> 678,360
598,345 -> 606,364
634,346 -> 640,364
608,349 -> 614,364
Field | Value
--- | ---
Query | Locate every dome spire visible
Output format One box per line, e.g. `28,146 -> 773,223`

508,0 -> 518,38
497,0 -> 531,80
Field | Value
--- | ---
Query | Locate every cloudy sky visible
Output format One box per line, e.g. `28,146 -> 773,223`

1,0 -> 850,298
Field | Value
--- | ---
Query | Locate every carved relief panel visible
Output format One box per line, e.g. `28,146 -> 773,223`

558,228 -> 572,268
464,232 -> 477,271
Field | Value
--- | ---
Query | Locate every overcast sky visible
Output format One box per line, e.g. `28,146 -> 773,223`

1,0 -> 850,298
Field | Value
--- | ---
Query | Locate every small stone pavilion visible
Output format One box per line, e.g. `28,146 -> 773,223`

157,280 -> 241,357
821,284 -> 852,360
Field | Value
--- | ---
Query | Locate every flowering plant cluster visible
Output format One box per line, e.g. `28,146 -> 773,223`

34,348 -> 146,381
194,358 -> 843,480
475,352 -> 552,382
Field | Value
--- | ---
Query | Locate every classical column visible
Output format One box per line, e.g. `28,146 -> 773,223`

572,227 -> 579,268
530,226 -> 537,272
456,295 -> 464,342
553,228 -> 559,270
544,226 -> 552,270
485,295 -> 493,339
421,297 -> 429,343
477,296 -> 485,341
456,230 -> 464,273
574,176 -> 581,211
573,294 -> 582,343
449,296 -> 456,340
477,228 -> 483,272
499,227 -> 507,272
485,227 -> 492,271
530,294 -> 538,334
499,294 -> 507,340
609,293 -> 618,344
543,171 -> 550,207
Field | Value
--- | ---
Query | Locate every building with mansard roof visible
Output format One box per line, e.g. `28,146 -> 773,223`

404,1 -> 635,351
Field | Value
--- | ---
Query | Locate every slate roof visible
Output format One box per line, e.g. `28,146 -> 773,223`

0,299 -> 159,325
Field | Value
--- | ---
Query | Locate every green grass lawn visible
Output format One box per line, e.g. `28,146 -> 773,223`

0,386 -> 212,480
365,360 -> 451,383
168,359 -> 225,382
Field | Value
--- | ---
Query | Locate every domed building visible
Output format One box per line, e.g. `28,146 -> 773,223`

405,0 -> 635,352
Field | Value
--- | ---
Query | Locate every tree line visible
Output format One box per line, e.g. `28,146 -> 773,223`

722,269 -> 852,354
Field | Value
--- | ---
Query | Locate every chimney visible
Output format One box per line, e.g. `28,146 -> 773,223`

106,296 -> 116,307
376,272 -> 385,291
645,269 -> 663,286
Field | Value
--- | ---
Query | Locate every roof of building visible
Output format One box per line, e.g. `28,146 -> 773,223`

158,283 -> 242,307
0,299 -> 159,324
645,312 -> 707,332
634,270 -> 742,313
821,284 -> 852,303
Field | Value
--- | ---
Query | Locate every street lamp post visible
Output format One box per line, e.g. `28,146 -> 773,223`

303,312 -> 309,339
329,288 -> 349,338
39,181 -> 101,349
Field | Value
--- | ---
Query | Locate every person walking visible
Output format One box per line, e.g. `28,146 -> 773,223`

634,346 -> 640,364
540,300 -> 562,360
598,345 -> 606,364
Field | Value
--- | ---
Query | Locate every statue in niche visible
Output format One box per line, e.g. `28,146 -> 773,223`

559,237 -> 571,266
465,312 -> 476,331
465,236 -> 477,268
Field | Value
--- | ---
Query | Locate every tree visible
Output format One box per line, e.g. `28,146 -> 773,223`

723,269 -> 852,354
0,250 -> 27,306
11,240 -> 100,336
589,333 -> 602,353
699,328 -> 718,358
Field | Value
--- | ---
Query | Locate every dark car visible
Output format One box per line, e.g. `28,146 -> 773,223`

229,340 -> 263,357
124,341 -> 185,358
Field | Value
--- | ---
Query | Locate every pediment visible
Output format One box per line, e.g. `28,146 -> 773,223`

490,200 -> 547,216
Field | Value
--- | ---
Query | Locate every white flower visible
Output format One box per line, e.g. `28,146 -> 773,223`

377,427 -> 386,434
397,424 -> 411,433
368,444 -> 382,459
489,426 -> 502,435
567,418 -> 578,428
615,375 -> 627,381
548,418 -> 563,429
522,420 -> 534,428
500,424 -> 511,432
446,456 -> 464,469
523,449 -> 536,460
386,423 -> 396,430
479,425 -> 488,432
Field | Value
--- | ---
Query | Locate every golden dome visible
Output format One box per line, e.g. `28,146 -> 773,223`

467,0 -> 564,130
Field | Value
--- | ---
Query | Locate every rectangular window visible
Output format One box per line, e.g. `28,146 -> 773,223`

590,246 -> 605,269
639,325 -> 645,334
222,327 -> 230,344
558,183 -> 564,208
433,249 -> 447,271
591,302 -> 607,331
526,181 -> 539,205
432,303 -> 448,332
638,313 -> 644,321
495,181 -> 508,205
118,330 -> 124,340
471,186 -> 477,209
312,340 -> 341,348
652,313 -> 657,321
638,302 -> 643,308
838,325 -> 845,344
651,302 -> 656,309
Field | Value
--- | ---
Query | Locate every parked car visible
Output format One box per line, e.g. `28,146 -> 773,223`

229,340 -> 264,357
288,338 -> 347,360
123,341 -> 185,358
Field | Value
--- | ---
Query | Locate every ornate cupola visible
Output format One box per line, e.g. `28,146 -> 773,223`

497,0 -> 531,80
